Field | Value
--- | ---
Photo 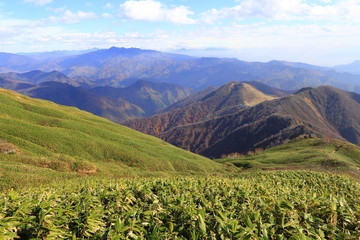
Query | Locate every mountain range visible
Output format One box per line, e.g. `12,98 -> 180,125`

0,72 -> 192,123
334,60 -> 360,75
1,47 -> 360,93
1,46 -> 360,186
88,80 -> 192,117
125,81 -> 360,158
0,70 -> 72,85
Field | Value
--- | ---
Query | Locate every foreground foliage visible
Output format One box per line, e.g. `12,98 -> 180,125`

1,171 -> 359,239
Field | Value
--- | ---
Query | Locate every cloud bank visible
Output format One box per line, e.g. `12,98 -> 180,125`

118,0 -> 195,24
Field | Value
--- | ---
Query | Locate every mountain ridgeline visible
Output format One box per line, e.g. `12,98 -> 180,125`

2,47 -> 360,93
125,82 -> 360,158
0,75 -> 193,123
88,80 -> 193,117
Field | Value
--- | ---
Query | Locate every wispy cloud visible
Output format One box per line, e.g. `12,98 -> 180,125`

102,13 -> 113,18
1,13 -> 359,65
2,0 -> 360,65
23,0 -> 53,6
48,7 -> 67,13
118,0 -> 195,24
201,0 -> 360,23
49,10 -> 97,24
103,3 -> 113,9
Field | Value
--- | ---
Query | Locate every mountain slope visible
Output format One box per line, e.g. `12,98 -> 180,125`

0,88 -> 225,188
0,75 -> 193,122
0,70 -> 73,85
124,81 -> 278,136
0,52 -> 38,72
0,77 -> 34,91
19,81 -> 145,123
334,60 -> 360,75
125,84 -> 360,158
217,137 -> 360,178
200,86 -> 360,158
89,80 -> 193,117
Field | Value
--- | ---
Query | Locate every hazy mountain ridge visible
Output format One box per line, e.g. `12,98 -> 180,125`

19,48 -> 100,61
19,81 -> 145,123
0,52 -> 39,72
1,47 -> 360,93
0,70 -> 72,85
334,60 -> 360,75
89,80 -> 193,117
0,73 -> 193,122
125,83 -> 360,158
0,76 -> 34,91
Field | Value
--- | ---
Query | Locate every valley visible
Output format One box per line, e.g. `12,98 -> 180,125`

1,47 -> 360,239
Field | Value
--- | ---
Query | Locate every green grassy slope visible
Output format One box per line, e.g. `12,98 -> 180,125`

217,137 -> 360,178
0,88 -> 225,189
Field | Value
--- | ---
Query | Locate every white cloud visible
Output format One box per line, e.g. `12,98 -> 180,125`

48,7 -> 66,13
104,3 -> 113,9
1,0 -> 360,66
118,0 -> 195,24
202,0 -> 360,23
308,0 -> 360,22
202,0 -> 307,23
0,19 -> 359,65
102,13 -> 113,18
23,0 -> 53,6
49,10 -> 97,24
169,23 -> 360,65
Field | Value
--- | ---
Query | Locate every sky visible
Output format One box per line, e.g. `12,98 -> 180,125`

0,0 -> 360,66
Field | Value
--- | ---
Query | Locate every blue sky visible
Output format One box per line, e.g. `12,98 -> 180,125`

0,0 -> 360,65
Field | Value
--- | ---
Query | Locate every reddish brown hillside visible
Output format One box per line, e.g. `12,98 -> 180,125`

125,84 -> 360,158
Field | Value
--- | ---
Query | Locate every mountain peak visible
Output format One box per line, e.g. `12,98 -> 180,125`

105,46 -> 158,55
203,81 -> 276,107
295,87 -> 315,94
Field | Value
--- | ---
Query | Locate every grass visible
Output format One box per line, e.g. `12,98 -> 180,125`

1,171 -> 359,239
0,88 -> 226,189
217,137 -> 360,178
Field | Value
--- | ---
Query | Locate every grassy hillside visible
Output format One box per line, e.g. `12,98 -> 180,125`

0,88 -> 225,189
217,137 -> 360,178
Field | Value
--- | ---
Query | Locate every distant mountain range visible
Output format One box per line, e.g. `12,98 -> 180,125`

89,80 -> 192,116
1,47 -> 360,181
1,47 -> 360,93
1,46 -> 360,158
19,81 -> 145,123
0,70 -> 72,85
334,60 -> 360,75
0,72 -> 192,123
125,81 -> 360,158
19,48 -> 99,62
